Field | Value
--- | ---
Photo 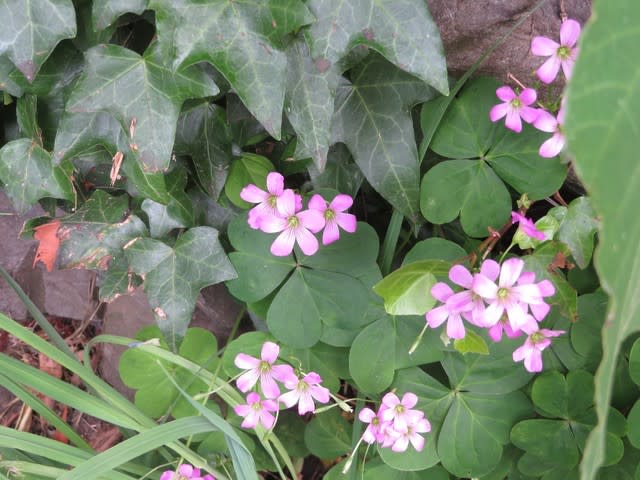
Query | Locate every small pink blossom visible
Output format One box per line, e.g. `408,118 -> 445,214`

512,211 -> 546,241
380,392 -> 420,432
490,86 -> 539,133
259,189 -> 325,256
278,372 -> 330,415
388,415 -> 431,453
531,19 -> 581,83
445,262 -> 499,327
160,464 -> 215,480
240,172 -> 286,229
308,194 -> 357,245
426,282 -> 467,339
512,322 -> 565,372
234,392 -> 279,429
533,107 -> 566,158
234,341 -> 295,398
358,407 -> 388,444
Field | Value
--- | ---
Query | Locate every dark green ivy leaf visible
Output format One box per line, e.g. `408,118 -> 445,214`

92,0 -> 149,31
0,0 -> 77,82
125,226 -> 236,346
66,43 -> 219,172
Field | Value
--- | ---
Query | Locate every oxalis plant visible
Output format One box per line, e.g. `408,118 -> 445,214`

0,0 -> 639,479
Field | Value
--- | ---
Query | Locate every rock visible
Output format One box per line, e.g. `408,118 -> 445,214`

427,0 -> 591,93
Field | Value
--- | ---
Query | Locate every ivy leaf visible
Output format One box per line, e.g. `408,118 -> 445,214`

333,53 -> 436,222
151,0 -> 314,139
0,139 -> 73,214
308,143 -> 364,198
66,43 -> 219,172
556,197 -> 598,269
98,253 -> 141,302
125,226 -> 236,346
174,101 -> 233,200
92,0 -> 148,31
305,0 -> 448,94
0,0 -> 77,82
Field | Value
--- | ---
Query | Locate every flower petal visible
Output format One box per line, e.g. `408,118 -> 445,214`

308,194 -> 327,212
298,392 -> 316,414
276,189 -> 296,217
271,229 -> 296,256
489,103 -> 509,122
330,194 -> 354,212
336,212 -> 357,233
524,349 -> 543,372
449,265 -> 473,289
278,389 -> 300,409
298,209 -> 325,233
426,306 -> 449,329
480,259 -> 500,281
499,258 -> 524,287
519,88 -> 537,106
294,227 -> 319,256
473,274 -> 499,299
531,36 -> 560,56
505,108 -> 523,132
322,220 -> 341,245
431,282 -> 453,301
259,214 -> 288,234
446,313 -> 466,339
401,392 -> 418,408
311,385 -> 331,404
259,410 -> 276,429
235,353 -> 260,370
266,172 -> 284,195
561,56 -> 576,80
261,341 -> 280,363
359,407 -> 377,423
533,109 -> 558,133
520,106 -> 540,124
272,364 -> 296,383
560,19 -> 581,47
495,86 -> 516,102
539,134 -> 562,158
536,56 -> 562,84
240,184 -> 268,203
236,369 -> 260,392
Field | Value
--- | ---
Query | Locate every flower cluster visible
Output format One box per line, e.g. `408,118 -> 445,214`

240,172 -> 356,256
426,258 -> 564,372
359,392 -> 431,453
490,18 -> 581,158
160,464 -> 214,480
233,341 -> 330,429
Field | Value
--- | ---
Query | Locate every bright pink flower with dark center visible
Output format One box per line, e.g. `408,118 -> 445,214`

279,372 -> 330,415
512,322 -> 565,372
160,464 -> 215,480
489,86 -> 539,133
531,19 -> 581,83
308,194 -> 357,245
533,107 -> 566,158
259,189 -> 325,256
511,211 -> 546,240
234,392 -> 279,429
234,341 -> 295,398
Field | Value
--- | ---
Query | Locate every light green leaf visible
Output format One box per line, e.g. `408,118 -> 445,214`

0,138 -> 73,213
125,227 -> 236,346
66,43 -> 219,171
0,0 -> 76,82
420,159 -> 511,237
454,330 -> 490,355
373,260 -> 450,316
565,4 -> 640,476
151,0 -> 314,139
332,53 -> 436,222
305,0 -> 448,94
557,197 -> 598,269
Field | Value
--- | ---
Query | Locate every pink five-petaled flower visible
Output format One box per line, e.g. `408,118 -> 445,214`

512,211 -> 546,241
512,322 -> 565,372
489,86 -> 539,133
234,392 -> 279,429
234,341 -> 295,399
426,282 -> 467,339
308,194 -> 357,245
531,19 -> 580,84
240,172 -> 287,230
443,262 -> 500,327
259,189 -> 325,256
358,407 -> 388,444
160,464 -> 215,480
472,258 -> 555,330
380,392 -> 421,432
278,372 -> 330,415
388,414 -> 431,453
533,106 -> 566,158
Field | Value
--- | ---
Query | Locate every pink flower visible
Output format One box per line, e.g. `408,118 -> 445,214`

533,107 -> 566,158
308,194 -> 357,245
511,211 -> 546,241
380,392 -> 420,432
531,19 -> 580,83
234,341 -> 295,398
472,258 -> 554,330
388,415 -> 431,453
240,172 -> 287,229
234,392 -> 279,429
426,282 -> 467,339
512,322 -> 565,372
489,86 -> 539,133
160,464 -> 215,480
358,407 -> 388,444
259,189 -> 325,256
278,372 -> 330,415
445,262 -> 499,327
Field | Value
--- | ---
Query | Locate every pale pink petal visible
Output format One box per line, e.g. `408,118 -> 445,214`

480,259 -> 500,281
506,302 -> 528,330
304,372 -> 322,384
431,282 -> 454,302
536,338 -> 552,351
263,399 -> 279,412
335,212 -> 357,233
488,323 -> 505,342
538,280 -> 555,297
234,404 -> 251,416
446,290 -> 473,312
560,19 -> 581,47
537,56 -> 562,84
520,106 -> 540,124
311,385 -> 330,404
298,392 -> 316,414
359,407 -> 377,423
505,109 -> 523,132
322,221 -> 341,245
294,227 -> 319,256
271,229 -> 296,256
481,302 -> 504,326
160,472 -> 174,480
446,313 -> 466,339
260,375 -> 281,399
272,364 -> 296,383
241,411 -> 259,429
392,436 -> 410,453
279,389 -> 300,409
308,194 -> 327,212
533,110 -> 558,133
504,322 -> 522,338
240,184 -> 268,203
519,88 -> 537,106
490,103 -> 509,122
259,410 -> 276,429
236,370 -> 260,392
261,341 -> 280,363
294,194 -> 303,212
276,189 -> 297,217
518,271 -> 536,284
401,392 -> 418,408
298,209 -> 325,233
409,432 -> 425,451
531,36 -> 559,56
266,172 -> 284,195
499,258 -> 524,287
329,194 -> 353,212
235,353 -> 260,370
512,284 -> 544,303
247,392 -> 261,403
561,57 -> 575,80
495,86 -> 516,102
524,350 -> 543,372
473,274 -> 498,299
178,465 -> 194,476
512,344 -> 529,362
449,265 -> 473,289
557,106 -> 566,125
259,215 -> 288,233
382,392 -> 400,409
540,328 -> 565,338
426,305 -> 449,328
